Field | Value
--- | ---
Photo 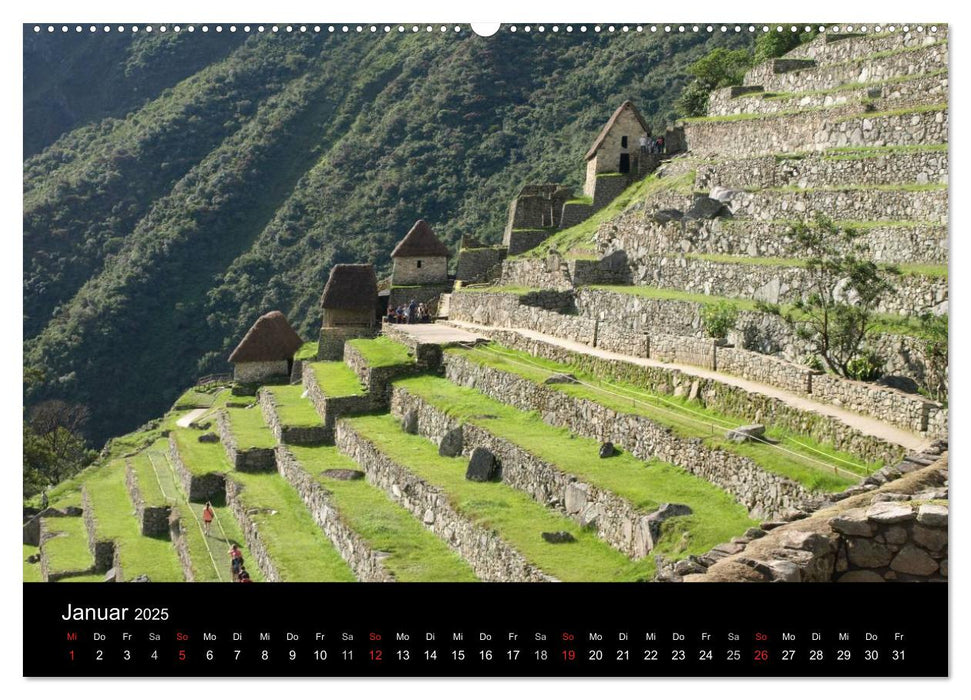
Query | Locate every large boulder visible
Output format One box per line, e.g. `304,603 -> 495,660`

541,531 -> 577,544
652,208 -> 684,225
709,186 -> 741,203
685,196 -> 730,220
198,433 -> 220,444
465,447 -> 500,482
725,424 -> 766,443
321,469 -> 365,481
401,410 -> 418,435
544,373 -> 578,385
438,428 -> 464,458
599,442 -> 616,458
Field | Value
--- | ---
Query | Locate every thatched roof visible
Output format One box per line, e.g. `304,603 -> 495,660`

391,220 -> 450,258
585,100 -> 651,160
320,264 -> 378,310
228,311 -> 303,363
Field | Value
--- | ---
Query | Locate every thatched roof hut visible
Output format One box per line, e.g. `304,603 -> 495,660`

229,310 -> 303,364
391,220 -> 451,259
321,264 -> 378,311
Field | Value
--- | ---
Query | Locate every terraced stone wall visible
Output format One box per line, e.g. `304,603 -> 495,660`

224,478 -> 282,582
450,291 -> 596,345
455,246 -> 506,283
334,421 -> 553,582
437,356 -> 813,520
301,369 -> 371,442
727,187 -> 947,225
274,445 -> 394,582
216,410 -> 276,473
124,461 -> 171,538
476,328 -> 904,465
81,488 -> 115,574
258,389 -> 328,446
168,434 -> 226,502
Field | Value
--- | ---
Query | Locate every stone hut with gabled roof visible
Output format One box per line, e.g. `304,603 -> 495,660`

390,219 -> 450,286
229,310 -> 304,383
583,100 -> 652,201
318,263 -> 380,360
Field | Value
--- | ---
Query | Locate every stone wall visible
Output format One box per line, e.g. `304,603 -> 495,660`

168,510 -> 196,581
301,366 -> 372,443
216,410 -> 277,473
449,291 -> 596,345
258,389 -> 329,446
592,173 -> 633,209
504,185 -> 573,236
274,445 -> 393,582
651,333 -> 717,370
745,41 -> 946,95
811,373 -> 943,436
507,229 -> 556,256
437,355 -> 814,520
343,341 -> 419,403
715,346 -> 816,394
727,187 -> 947,226
473,327 -> 904,465
334,420 -> 554,582
390,385 -> 674,558
81,487 -> 116,574
233,360 -> 290,384
124,460 -> 171,538
629,256 -> 945,317
683,105 -> 947,159
224,477 -> 282,582
168,434 -> 226,503
455,246 -> 506,283
708,73 -> 948,118
694,150 -> 948,190
782,29 -> 947,66
500,255 -> 573,290
391,256 -> 449,286
318,325 -> 376,361
387,284 -> 452,317
39,517 -> 96,582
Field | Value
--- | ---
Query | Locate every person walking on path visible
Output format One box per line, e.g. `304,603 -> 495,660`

229,544 -> 244,582
202,501 -> 214,536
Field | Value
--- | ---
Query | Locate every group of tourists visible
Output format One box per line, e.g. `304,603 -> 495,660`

386,299 -> 430,324
639,132 -> 666,155
229,544 -> 252,582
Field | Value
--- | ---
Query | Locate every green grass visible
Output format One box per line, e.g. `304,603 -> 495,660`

23,545 -> 43,582
264,385 -> 323,428
41,516 -> 93,576
756,182 -> 947,193
832,102 -> 947,123
564,195 -> 593,205
682,106 -> 822,124
308,361 -> 367,397
294,341 -> 319,361
174,384 -> 227,410
394,373 -> 761,528
444,346 -> 868,491
348,336 -> 415,368
822,143 -> 949,159
519,170 -> 696,259
454,285 -> 545,296
346,414 -> 666,581
84,459 -> 185,582
172,427 -> 233,477
289,445 -> 478,582
229,471 -> 357,582
128,442 -> 170,506
684,253 -> 947,279
56,574 -> 107,583
584,284 -> 943,339
224,406 -> 277,449
762,69 -> 947,101
147,441 -> 262,582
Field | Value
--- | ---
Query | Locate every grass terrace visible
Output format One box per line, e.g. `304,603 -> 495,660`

224,405 -> 277,450
128,441 -> 171,506
294,341 -> 319,361
585,284 -> 945,339
822,143 -> 949,159
171,427 -> 233,477
519,170 -> 696,259
392,375 -> 759,539
308,360 -> 367,397
174,384 -> 227,411
41,516 -> 93,576
228,471 -> 356,582
289,445 -> 478,582
444,345 -> 872,491
455,285 -> 546,296
264,385 -> 324,428
346,414 -> 665,581
84,460 -> 184,581
762,69 -> 948,101
348,336 -> 415,368
23,545 -> 42,582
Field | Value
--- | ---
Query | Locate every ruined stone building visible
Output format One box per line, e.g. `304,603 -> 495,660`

318,263 -> 379,360
390,220 -> 450,286
583,100 -> 653,203
229,310 -> 304,383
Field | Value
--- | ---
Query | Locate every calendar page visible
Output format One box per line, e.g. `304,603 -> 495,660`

22,18 -> 949,678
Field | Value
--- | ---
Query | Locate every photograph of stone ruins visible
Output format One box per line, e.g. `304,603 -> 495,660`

24,24 -> 948,584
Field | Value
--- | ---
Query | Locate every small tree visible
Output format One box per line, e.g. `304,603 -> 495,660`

676,48 -> 753,118
757,214 -> 899,378
700,301 -> 739,340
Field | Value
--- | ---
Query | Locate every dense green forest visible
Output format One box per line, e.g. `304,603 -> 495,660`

24,27 -> 753,451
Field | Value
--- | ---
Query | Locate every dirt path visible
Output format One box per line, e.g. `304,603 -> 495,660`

176,408 -> 207,428
445,320 -> 930,453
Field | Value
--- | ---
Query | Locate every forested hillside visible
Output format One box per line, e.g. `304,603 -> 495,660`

24,27 -> 752,447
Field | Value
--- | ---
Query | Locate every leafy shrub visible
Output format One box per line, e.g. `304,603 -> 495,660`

700,301 -> 739,339
846,353 -> 884,382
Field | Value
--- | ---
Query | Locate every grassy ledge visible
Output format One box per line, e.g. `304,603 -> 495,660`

294,341 -> 319,361
41,516 -> 94,577
289,444 -> 478,582
228,470 -> 357,582
264,385 -> 323,428
348,336 -> 415,368
446,345 -> 871,491
225,405 -> 277,450
346,414 -> 662,581
308,360 -> 367,397
172,427 -> 233,477
683,253 -> 947,279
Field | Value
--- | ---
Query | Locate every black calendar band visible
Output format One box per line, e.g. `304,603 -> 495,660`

24,582 -> 948,677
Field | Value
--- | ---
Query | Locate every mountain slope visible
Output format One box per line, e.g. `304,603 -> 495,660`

24,29 -> 752,446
